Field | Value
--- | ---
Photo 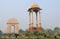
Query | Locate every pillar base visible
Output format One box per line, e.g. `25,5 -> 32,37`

36,27 -> 42,31
29,27 -> 33,32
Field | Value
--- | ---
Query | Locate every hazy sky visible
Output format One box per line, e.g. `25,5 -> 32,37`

0,0 -> 60,33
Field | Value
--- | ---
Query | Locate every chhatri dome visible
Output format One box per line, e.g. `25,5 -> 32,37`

28,3 -> 41,12
31,3 -> 39,8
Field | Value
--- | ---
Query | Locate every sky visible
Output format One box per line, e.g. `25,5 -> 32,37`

0,0 -> 60,33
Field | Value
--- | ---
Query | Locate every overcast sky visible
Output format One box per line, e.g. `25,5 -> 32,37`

0,0 -> 60,33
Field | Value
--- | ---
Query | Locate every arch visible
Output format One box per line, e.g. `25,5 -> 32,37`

6,18 -> 19,34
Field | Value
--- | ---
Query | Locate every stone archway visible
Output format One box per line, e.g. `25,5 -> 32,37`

6,18 -> 19,34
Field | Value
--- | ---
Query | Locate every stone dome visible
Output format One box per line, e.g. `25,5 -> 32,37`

31,3 -> 39,8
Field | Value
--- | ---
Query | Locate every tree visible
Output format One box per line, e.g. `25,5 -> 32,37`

0,30 -> 3,38
54,27 -> 60,31
19,29 -> 24,33
44,29 -> 52,38
48,29 -> 54,35
54,27 -> 60,36
33,30 -> 40,39
25,31 -> 32,39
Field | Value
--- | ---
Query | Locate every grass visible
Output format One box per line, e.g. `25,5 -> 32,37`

7,38 -> 55,39
0,37 -> 55,39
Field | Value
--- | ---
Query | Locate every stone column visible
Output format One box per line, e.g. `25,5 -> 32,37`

36,12 -> 39,31
31,11 -> 33,31
29,12 -> 30,31
29,12 -> 32,32
29,11 -> 34,32
39,11 -> 42,31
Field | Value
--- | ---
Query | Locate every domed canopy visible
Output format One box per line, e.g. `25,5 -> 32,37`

28,3 -> 42,12
31,3 -> 39,8
7,18 -> 18,24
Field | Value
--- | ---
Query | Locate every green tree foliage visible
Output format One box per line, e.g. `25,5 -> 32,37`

19,29 -> 24,33
0,30 -> 3,37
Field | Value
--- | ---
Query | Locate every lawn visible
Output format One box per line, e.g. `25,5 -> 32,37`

5,37 -> 55,39
0,37 -> 55,39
